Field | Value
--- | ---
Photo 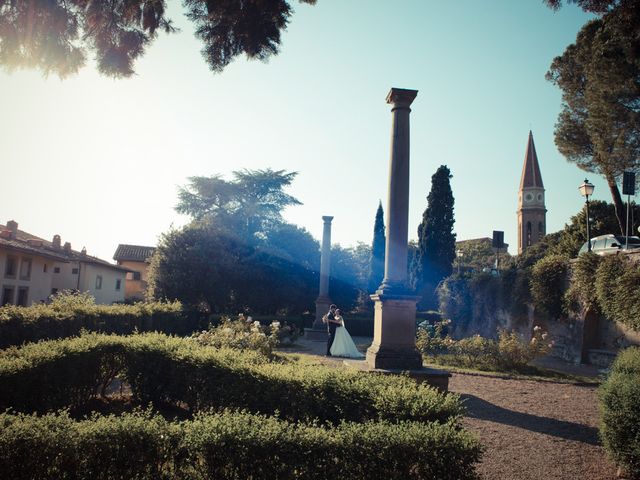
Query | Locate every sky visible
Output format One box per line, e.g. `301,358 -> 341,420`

1,0 -> 610,262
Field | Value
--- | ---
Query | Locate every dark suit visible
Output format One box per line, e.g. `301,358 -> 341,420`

326,311 -> 337,356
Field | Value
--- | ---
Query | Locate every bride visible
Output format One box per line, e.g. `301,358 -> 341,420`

330,309 -> 365,358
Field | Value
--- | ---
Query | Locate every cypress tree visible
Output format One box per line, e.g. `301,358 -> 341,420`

413,165 -> 456,309
368,202 -> 386,293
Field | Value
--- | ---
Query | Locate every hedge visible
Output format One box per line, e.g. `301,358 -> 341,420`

0,333 -> 461,424
0,410 -> 481,480
599,347 -> 640,477
0,295 -> 209,348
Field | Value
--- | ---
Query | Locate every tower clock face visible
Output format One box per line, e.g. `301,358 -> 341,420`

537,193 -> 543,202
524,193 -> 534,203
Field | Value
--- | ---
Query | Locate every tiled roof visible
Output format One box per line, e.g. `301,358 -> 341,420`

519,131 -> 544,190
0,223 -> 129,272
113,244 -> 156,262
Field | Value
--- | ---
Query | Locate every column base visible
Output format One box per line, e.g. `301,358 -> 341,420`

307,296 -> 332,342
366,343 -> 423,370
367,292 -> 422,370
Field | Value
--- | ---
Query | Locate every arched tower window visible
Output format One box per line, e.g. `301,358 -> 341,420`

538,221 -> 544,240
526,221 -> 532,247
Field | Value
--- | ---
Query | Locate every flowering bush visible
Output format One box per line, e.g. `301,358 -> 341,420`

417,323 -> 552,372
191,317 -> 279,357
416,319 -> 454,355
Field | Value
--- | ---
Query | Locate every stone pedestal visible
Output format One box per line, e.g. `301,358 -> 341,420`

306,296 -> 331,341
366,292 -> 423,370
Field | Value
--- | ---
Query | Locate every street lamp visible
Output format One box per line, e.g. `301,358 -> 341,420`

579,179 -> 595,252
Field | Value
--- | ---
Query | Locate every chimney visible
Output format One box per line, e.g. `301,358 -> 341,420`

52,235 -> 61,249
6,220 -> 17,239
63,242 -> 72,253
80,247 -> 87,256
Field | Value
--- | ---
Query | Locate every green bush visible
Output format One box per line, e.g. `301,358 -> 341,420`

599,347 -> 640,477
594,256 -> 640,331
0,410 -> 481,480
564,252 -> 601,314
0,291 -> 206,348
530,255 -> 569,319
0,333 -> 461,424
419,327 -> 552,373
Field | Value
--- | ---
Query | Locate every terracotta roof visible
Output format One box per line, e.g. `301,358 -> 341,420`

113,244 -> 156,262
0,223 -> 129,272
519,131 -> 544,190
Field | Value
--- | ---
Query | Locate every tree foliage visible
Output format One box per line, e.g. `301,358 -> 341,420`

367,202 -> 386,293
544,0 -> 625,14
546,3 -> 640,233
176,169 -> 301,241
0,0 -> 316,78
412,165 -> 456,308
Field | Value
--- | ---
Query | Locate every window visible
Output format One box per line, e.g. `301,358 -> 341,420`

132,271 -> 141,281
43,264 -> 48,273
1,286 -> 14,306
72,268 -> 79,275
4,255 -> 16,278
116,279 -> 122,291
19,258 -> 32,280
95,275 -> 103,290
526,222 -> 532,247
16,287 -> 28,307
538,222 -> 544,241
54,266 -> 60,273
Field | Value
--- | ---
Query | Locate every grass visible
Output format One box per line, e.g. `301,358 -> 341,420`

422,358 -> 602,385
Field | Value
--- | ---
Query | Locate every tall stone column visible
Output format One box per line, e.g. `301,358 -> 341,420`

306,216 -> 334,341
367,88 -> 422,370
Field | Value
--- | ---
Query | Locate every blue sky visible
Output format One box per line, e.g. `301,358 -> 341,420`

0,1 -> 606,260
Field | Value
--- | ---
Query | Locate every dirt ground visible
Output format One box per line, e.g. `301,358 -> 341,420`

449,373 -> 617,480
284,338 -> 618,479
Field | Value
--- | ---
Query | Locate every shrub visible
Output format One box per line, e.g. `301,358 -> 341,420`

0,410 -> 481,480
191,317 -> 280,357
419,327 -> 552,373
599,347 -> 640,478
0,291 -> 202,348
594,256 -> 640,331
0,333 -> 462,425
530,255 -> 569,319
564,252 -> 601,314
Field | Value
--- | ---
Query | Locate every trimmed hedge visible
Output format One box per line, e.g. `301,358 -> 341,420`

0,297 -> 207,348
0,410 -> 481,480
0,333 -> 461,424
600,347 -> 640,477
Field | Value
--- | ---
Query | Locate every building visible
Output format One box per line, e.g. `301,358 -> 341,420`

0,221 -> 69,306
517,131 -> 547,254
0,220 -> 128,306
113,244 -> 156,301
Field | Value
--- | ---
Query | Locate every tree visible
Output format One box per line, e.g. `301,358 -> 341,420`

0,0 -> 316,78
148,223 -> 320,314
546,4 -> 640,234
544,0 -> 624,14
262,222 -> 319,270
367,202 -> 386,293
412,165 -> 456,309
176,169 -> 301,242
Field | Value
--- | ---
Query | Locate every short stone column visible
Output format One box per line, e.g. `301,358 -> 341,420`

367,88 -> 422,370
307,216 -> 334,341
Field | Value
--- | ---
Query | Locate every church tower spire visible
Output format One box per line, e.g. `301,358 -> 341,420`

517,131 -> 547,254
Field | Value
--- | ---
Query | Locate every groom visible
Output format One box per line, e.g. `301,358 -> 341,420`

324,304 -> 340,356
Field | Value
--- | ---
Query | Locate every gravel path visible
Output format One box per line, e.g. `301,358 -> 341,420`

450,373 -> 617,480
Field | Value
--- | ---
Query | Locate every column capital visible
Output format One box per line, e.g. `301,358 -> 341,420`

322,216 -> 334,223
386,88 -> 418,109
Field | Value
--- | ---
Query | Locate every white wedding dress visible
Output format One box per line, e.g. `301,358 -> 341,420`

330,317 -> 365,358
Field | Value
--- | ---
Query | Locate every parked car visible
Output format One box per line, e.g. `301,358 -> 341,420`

578,234 -> 640,255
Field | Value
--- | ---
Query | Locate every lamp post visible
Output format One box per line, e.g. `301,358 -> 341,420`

579,179 -> 595,252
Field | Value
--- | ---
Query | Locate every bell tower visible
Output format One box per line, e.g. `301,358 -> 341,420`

517,131 -> 546,254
